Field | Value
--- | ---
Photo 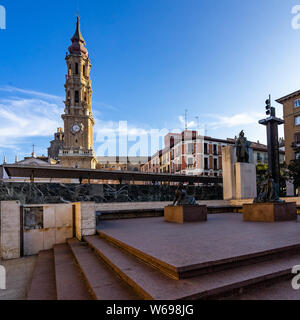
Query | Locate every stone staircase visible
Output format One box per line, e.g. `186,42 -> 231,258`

26,233 -> 300,300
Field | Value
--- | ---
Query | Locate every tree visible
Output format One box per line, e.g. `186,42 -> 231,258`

288,159 -> 300,190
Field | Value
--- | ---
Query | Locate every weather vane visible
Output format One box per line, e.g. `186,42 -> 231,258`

76,0 -> 80,18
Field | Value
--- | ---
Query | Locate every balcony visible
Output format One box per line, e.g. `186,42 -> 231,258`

291,141 -> 300,151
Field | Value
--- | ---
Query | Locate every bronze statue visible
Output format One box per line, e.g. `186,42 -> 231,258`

235,130 -> 251,163
173,183 -> 196,206
254,172 -> 281,203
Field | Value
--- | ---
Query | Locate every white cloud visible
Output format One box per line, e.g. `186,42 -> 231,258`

0,86 -> 63,101
0,90 -> 63,148
207,112 -> 265,129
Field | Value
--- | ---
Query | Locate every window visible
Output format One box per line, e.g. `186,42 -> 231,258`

187,143 -> 193,154
214,159 -> 218,170
204,143 -> 208,155
295,99 -> 300,108
75,63 -> 79,75
188,158 -> 194,168
295,116 -> 300,126
213,145 -> 218,155
257,152 -> 262,163
295,133 -> 300,144
204,158 -> 209,170
75,91 -> 79,103
83,65 -> 86,76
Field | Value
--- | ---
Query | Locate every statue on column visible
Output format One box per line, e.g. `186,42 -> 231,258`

235,130 -> 251,163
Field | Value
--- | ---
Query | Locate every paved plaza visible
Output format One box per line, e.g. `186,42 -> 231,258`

0,256 -> 37,300
99,213 -> 300,270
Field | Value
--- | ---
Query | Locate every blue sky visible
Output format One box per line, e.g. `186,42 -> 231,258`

0,0 -> 300,162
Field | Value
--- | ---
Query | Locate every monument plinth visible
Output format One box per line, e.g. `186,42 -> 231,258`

243,202 -> 297,222
234,162 -> 257,200
243,96 -> 297,222
222,131 -> 257,200
164,205 -> 208,224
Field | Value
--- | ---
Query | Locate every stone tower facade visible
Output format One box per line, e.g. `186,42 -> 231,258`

48,128 -> 64,160
59,17 -> 97,169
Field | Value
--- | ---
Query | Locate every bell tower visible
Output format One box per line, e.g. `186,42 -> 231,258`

59,17 -> 97,169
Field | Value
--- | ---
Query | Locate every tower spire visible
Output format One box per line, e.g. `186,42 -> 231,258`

72,16 -> 85,43
68,16 -> 88,57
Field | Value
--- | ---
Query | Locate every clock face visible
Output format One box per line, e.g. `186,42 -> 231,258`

71,124 -> 81,134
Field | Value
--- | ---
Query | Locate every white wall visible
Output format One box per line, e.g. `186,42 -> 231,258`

24,204 -> 73,256
0,201 -> 21,260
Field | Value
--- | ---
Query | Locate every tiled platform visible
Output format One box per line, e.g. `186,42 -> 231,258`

95,200 -> 230,212
98,213 -> 300,278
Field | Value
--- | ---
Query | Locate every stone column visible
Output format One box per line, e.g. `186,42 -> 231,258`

74,202 -> 96,241
0,201 -> 21,260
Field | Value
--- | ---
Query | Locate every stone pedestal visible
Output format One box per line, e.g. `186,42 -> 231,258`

222,145 -> 257,200
286,181 -> 295,197
164,205 -> 207,224
243,202 -> 297,222
235,162 -> 257,200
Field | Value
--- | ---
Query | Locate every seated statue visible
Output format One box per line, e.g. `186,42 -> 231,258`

254,172 -> 282,203
173,183 -> 197,206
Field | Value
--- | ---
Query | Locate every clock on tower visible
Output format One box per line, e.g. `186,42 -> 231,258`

58,17 -> 97,169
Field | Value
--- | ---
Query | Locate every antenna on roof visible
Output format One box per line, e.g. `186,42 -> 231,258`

185,109 -> 188,131
32,144 -> 36,158
195,116 -> 200,131
204,124 -> 208,137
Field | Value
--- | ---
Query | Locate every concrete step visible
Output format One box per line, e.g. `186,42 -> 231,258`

27,250 -> 57,300
98,229 -> 300,279
85,235 -> 300,300
53,243 -> 93,300
67,239 -> 140,300
221,278 -> 300,300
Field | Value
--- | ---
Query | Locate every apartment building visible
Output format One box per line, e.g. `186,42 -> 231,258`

141,131 -> 285,177
277,91 -> 300,164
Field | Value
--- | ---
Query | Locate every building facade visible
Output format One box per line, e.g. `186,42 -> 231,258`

48,128 -> 64,161
141,130 -> 285,177
96,156 -> 151,172
277,91 -> 300,164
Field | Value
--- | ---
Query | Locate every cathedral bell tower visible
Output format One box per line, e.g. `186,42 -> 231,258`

59,17 -> 97,169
